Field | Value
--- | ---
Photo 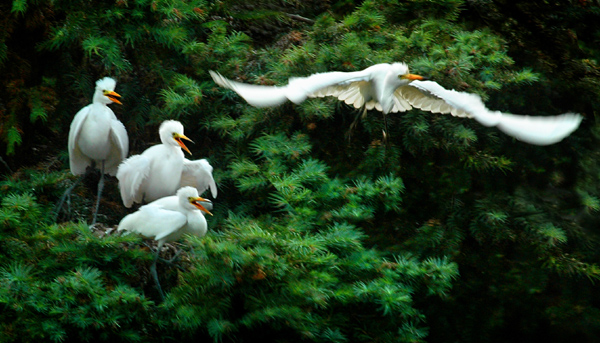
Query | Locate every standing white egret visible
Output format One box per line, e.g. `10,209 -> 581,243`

118,186 -> 212,299
116,120 -> 217,208
408,80 -> 582,145
56,77 -> 128,224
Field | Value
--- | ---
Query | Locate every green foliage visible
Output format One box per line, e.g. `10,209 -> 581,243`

2,0 -> 600,342
0,189 -> 156,341
166,216 -> 457,342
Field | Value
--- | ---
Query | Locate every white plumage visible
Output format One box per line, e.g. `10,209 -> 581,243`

409,80 -> 582,145
211,63 -> 582,145
117,186 -> 212,299
116,120 -> 217,208
64,77 -> 127,224
68,77 -> 127,176
210,63 -> 469,116
117,186 -> 211,248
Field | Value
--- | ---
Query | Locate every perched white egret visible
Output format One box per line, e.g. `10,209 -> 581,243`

209,63 -> 469,116
408,80 -> 582,145
118,186 -> 212,299
56,77 -> 128,224
116,120 -> 217,208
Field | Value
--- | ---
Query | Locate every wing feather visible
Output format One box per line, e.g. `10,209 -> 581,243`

105,118 -> 129,176
365,100 -> 377,110
211,69 -> 375,107
391,89 -> 412,113
210,71 -> 289,107
68,105 -> 92,175
118,204 -> 186,241
180,159 -> 218,198
495,112 -> 583,146
409,80 -> 583,145
117,155 -> 151,207
401,84 -> 471,118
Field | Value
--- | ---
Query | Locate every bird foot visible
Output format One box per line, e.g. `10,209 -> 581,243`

159,249 -> 183,265
53,176 -> 83,223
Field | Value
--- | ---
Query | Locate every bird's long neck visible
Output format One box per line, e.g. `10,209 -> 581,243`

93,91 -> 110,106
161,138 -> 185,159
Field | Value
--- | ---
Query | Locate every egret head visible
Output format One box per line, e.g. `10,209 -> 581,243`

95,77 -> 122,105
392,63 -> 427,83
159,120 -> 193,154
177,186 -> 212,215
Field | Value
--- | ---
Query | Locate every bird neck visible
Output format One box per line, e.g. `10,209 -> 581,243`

161,137 -> 182,151
93,91 -> 111,105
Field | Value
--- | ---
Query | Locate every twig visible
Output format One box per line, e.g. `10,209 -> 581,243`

0,156 -> 13,174
285,13 -> 315,24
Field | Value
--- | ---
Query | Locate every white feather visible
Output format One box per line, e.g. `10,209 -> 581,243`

409,80 -> 583,145
118,186 -> 210,249
210,63 -> 416,114
117,120 -> 217,207
68,77 -> 127,176
211,64 -> 581,145
180,158 -> 218,199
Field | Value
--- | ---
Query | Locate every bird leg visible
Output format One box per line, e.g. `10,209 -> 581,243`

144,241 -> 170,301
160,247 -> 184,265
150,250 -> 166,301
54,176 -> 83,222
346,107 -> 368,142
382,113 -> 390,146
142,240 -> 180,264
91,160 -> 105,225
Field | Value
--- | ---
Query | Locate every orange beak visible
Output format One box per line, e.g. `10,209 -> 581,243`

402,73 -> 427,81
174,134 -> 193,155
191,197 -> 213,216
105,91 -> 122,105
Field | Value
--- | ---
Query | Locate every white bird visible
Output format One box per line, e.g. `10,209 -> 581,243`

57,77 -> 128,224
408,80 -> 582,145
211,63 -> 582,145
118,186 -> 212,299
209,63 -> 469,116
116,120 -> 217,208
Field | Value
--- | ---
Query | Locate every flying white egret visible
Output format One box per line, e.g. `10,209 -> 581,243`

56,77 -> 128,224
209,63 -> 469,116
408,80 -> 582,145
210,63 -> 582,145
118,186 -> 212,300
116,120 -> 217,208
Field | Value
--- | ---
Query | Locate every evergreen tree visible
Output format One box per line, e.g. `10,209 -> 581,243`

1,0 -> 600,342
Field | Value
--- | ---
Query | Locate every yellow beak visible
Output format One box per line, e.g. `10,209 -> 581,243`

105,91 -> 122,105
401,73 -> 427,81
174,133 -> 193,155
191,197 -> 213,216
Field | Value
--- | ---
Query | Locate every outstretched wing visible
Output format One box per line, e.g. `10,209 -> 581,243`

210,69 -> 375,108
492,112 -> 583,146
398,84 -> 471,117
409,80 -> 583,145
310,79 -> 379,110
180,158 -> 218,198
116,154 -> 151,207
210,71 -> 290,107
